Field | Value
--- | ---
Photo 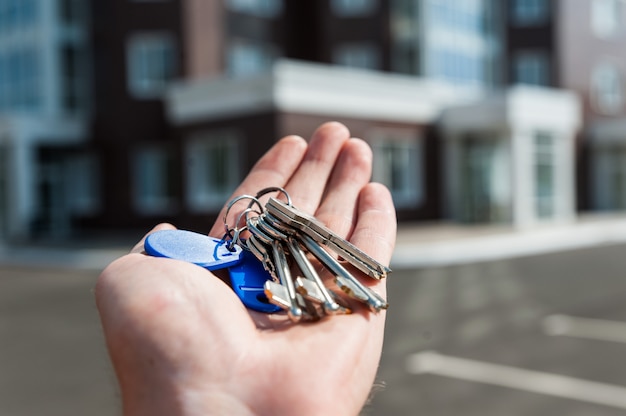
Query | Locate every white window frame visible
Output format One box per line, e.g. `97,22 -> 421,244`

127,32 -> 176,98
132,147 -> 177,215
371,130 -> 423,209
186,130 -> 241,212
591,63 -> 624,115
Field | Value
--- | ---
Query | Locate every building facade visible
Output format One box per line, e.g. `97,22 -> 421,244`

2,0 -> 623,240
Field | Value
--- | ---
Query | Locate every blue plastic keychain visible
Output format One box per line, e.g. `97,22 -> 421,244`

144,229 -> 281,313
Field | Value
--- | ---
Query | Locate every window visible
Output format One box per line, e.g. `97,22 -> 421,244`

186,131 -> 241,212
591,63 -> 623,114
534,132 -> 555,219
127,33 -> 176,98
391,0 -> 420,74
62,44 -> 88,113
510,0 -> 549,26
461,137 -> 499,223
0,48 -> 40,111
225,0 -> 283,18
0,54 -> 6,109
372,133 -> 422,208
133,147 -> 177,214
423,0 -> 498,88
59,0 -> 84,24
513,50 -> 550,86
596,145 -> 626,210
592,0 -> 624,37
331,0 -> 378,17
226,39 -> 279,77
0,145 -> 7,237
333,43 -> 381,70
68,153 -> 100,215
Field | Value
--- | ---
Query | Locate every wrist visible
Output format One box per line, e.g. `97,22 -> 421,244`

121,381 -> 255,416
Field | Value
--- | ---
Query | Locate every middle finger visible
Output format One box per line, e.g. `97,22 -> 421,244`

284,122 -> 351,213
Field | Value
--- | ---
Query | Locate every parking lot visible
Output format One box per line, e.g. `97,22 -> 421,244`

368,243 -> 626,415
3,240 -> 626,415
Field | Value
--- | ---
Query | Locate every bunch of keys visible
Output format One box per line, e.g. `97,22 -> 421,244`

144,187 -> 390,322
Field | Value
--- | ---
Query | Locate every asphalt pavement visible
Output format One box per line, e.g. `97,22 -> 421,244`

3,215 -> 626,415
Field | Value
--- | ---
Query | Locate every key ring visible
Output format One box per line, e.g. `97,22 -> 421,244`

254,186 -> 292,206
223,194 -> 264,239
230,207 -> 263,251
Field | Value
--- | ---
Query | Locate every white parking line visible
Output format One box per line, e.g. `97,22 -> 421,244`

407,351 -> 626,409
543,314 -> 626,344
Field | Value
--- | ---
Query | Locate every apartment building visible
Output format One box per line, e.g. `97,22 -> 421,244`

506,0 -> 626,212
0,0 -> 600,239
0,0 -> 91,239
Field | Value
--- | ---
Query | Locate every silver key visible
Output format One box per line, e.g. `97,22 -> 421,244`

266,197 -> 391,280
284,236 -> 351,315
248,220 -> 316,322
256,214 -> 339,317
257,213 -> 350,316
246,234 -> 278,281
269,239 -> 303,322
299,232 -> 388,312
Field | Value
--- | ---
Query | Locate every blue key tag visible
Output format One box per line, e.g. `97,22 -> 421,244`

144,229 -> 243,270
228,250 -> 282,313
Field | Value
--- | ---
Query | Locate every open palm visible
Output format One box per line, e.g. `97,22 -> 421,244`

95,122 -> 397,416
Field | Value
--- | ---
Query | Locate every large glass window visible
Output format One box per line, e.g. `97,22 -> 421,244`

390,0 -> 420,74
226,38 -> 279,77
510,0 -> 549,26
534,132 -> 555,219
513,50 -> 550,86
0,0 -> 39,29
0,145 -> 7,237
68,153 -> 100,215
333,43 -> 381,70
461,137 -> 499,223
0,48 -> 40,111
331,0 -> 378,17
0,54 -> 6,109
127,33 -> 177,98
604,147 -> 626,209
592,0 -> 624,38
372,133 -> 422,208
59,0 -> 84,24
225,0 -> 283,18
133,147 -> 177,214
61,44 -> 88,113
186,131 -> 241,212
422,0 -> 498,88
591,63 -> 623,114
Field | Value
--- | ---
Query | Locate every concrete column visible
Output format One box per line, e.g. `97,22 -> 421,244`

511,127 -> 534,228
556,130 -> 576,222
8,134 -> 36,240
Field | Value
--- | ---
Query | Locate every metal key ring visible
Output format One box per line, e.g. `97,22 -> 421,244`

229,206 -> 263,251
254,186 -> 292,206
223,194 -> 264,236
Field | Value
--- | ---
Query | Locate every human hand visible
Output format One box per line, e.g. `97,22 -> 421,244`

95,122 -> 397,416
